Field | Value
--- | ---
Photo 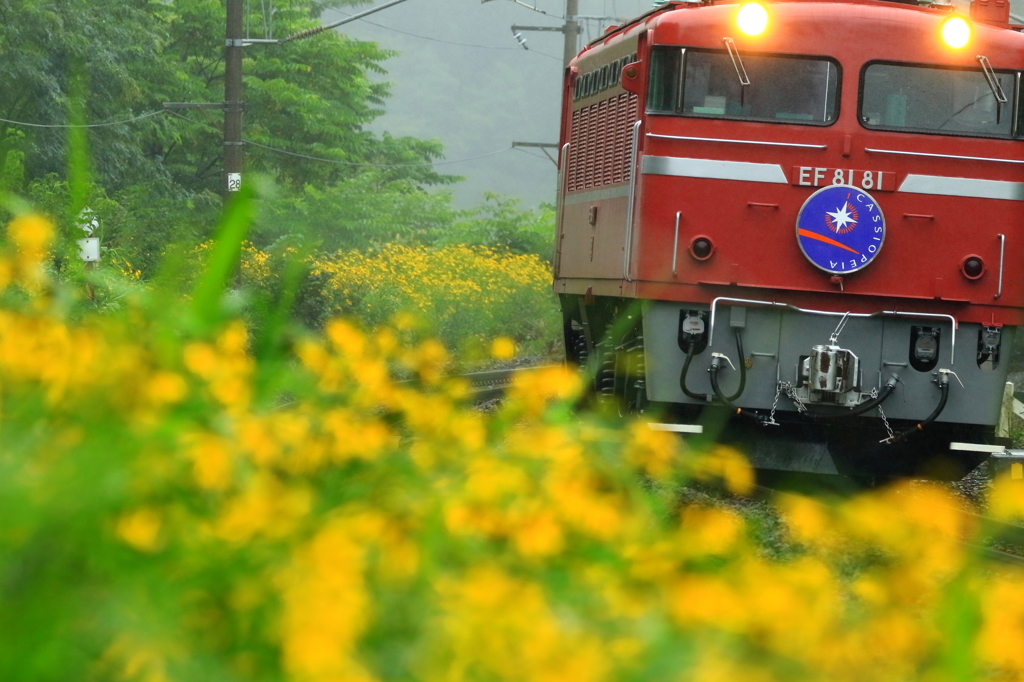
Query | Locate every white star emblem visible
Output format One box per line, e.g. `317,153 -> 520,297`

826,203 -> 856,232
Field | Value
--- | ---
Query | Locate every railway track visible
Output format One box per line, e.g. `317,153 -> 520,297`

749,482 -> 1024,568
459,365 -> 562,401
458,366 -> 1024,566
954,507 -> 1024,567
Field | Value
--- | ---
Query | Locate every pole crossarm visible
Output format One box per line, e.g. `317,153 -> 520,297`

163,102 -> 227,110
512,142 -> 558,148
511,24 -> 569,32
488,0 -> 580,67
512,141 -> 559,166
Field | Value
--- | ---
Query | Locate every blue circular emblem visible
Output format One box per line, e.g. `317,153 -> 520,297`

796,185 -> 885,275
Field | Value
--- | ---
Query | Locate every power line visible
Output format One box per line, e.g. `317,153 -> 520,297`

330,10 -> 563,61
246,139 -> 513,167
166,110 -> 512,168
504,0 -> 564,19
0,110 -> 166,129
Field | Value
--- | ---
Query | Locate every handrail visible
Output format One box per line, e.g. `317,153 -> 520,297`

672,211 -> 681,277
708,296 -> 958,365
624,120 -> 642,282
996,233 -> 1006,300
553,143 -> 570,277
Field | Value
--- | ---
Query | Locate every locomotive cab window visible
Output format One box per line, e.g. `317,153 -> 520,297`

861,62 -> 1018,138
647,47 -> 839,125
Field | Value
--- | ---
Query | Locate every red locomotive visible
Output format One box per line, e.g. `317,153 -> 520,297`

554,0 -> 1024,479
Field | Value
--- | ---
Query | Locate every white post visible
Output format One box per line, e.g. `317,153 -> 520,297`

997,381 -> 1015,439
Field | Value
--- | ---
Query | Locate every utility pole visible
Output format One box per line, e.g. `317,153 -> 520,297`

493,0 -> 601,154
224,0 -> 244,195
166,0 -> 414,197
487,0 -> 584,69
562,0 -> 579,69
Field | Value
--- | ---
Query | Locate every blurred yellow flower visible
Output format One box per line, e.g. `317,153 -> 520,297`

989,475 -> 1024,522
7,213 -> 53,264
116,508 -> 163,552
491,336 -> 516,360
184,432 -> 234,491
145,371 -> 187,406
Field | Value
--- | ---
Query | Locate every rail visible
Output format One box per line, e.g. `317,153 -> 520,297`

403,365 -> 563,401
750,482 -> 1024,567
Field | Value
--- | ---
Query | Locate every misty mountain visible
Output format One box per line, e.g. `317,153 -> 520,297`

324,0 -> 654,209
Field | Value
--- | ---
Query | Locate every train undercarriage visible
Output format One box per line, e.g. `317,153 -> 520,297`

562,293 -> 1010,480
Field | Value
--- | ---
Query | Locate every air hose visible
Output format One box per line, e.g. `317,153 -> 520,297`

681,329 -> 747,403
708,348 -> 770,424
722,329 -> 746,402
680,342 -> 709,402
885,372 -> 951,444
806,373 -> 900,422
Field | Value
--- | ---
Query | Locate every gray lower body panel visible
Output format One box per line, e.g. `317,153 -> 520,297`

643,300 -> 1013,427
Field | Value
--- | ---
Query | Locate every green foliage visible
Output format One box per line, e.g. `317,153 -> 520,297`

0,0 -> 170,189
4,206 -> 1024,682
0,0 -> 466,271
0,0 -> 564,362
253,170 -> 460,253
441,192 -> 556,259
292,243 -> 560,356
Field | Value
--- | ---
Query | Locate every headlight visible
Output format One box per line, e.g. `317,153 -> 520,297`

941,16 -> 971,49
737,3 -> 769,36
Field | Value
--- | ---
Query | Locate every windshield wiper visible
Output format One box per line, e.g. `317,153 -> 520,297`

723,37 -> 751,87
977,55 -> 1008,105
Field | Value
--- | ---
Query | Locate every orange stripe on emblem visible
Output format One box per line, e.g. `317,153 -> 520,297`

797,229 -> 860,255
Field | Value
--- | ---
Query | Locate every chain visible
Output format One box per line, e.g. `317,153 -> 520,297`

872,387 -> 895,443
779,381 -> 807,413
765,383 -> 782,426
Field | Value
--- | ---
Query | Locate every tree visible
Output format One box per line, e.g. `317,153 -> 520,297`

0,0 -> 171,192
440,193 -> 556,259
1,0 -> 462,268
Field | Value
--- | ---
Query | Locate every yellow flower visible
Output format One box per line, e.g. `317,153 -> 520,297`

491,336 -> 516,360
679,505 -> 744,558
688,445 -> 754,495
183,343 -> 218,379
215,473 -> 311,543
278,522 -> 374,682
145,371 -> 187,407
623,421 -> 677,478
116,508 -> 163,552
7,214 -> 53,265
184,432 -> 234,491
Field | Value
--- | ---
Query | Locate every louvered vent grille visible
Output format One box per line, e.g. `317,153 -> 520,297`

567,93 -> 638,193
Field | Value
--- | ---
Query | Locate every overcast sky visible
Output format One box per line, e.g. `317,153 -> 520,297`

325,0 -> 1004,210
324,0 -> 655,209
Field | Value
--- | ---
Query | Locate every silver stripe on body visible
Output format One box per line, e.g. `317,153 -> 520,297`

950,442 -> 1007,453
642,155 -> 789,184
648,423 -> 704,434
898,174 -> 1024,201
648,133 -> 827,149
563,185 -> 631,205
866,147 -> 1024,165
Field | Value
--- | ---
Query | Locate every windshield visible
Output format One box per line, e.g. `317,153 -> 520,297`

861,62 -> 1017,138
647,47 -> 839,125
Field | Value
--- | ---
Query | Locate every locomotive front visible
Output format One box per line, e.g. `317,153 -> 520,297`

554,0 -> 1024,478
